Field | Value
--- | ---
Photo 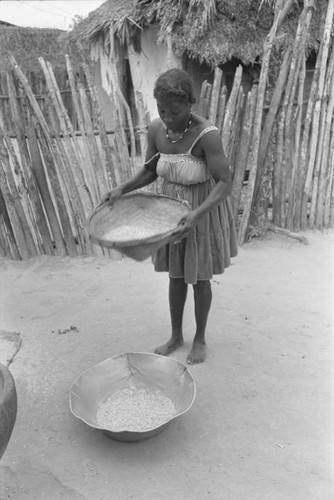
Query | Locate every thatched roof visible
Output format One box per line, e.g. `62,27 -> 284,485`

69,0 -> 138,45
69,0 -> 327,66
0,27 -> 81,75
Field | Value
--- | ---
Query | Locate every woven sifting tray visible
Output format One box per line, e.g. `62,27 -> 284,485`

86,192 -> 190,261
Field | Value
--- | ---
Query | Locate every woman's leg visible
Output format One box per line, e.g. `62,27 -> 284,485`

154,277 -> 187,356
187,280 -> 212,364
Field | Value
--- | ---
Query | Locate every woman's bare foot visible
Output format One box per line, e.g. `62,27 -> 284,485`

187,341 -> 206,364
154,337 -> 184,356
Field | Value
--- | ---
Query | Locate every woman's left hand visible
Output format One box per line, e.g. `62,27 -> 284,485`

171,211 -> 198,244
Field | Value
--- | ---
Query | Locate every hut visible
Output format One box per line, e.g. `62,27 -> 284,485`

68,0 -> 325,129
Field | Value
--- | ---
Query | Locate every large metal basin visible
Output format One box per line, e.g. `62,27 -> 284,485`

0,363 -> 17,460
69,352 -> 196,442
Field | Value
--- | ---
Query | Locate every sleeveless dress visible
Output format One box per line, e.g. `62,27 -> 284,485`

152,126 -> 238,284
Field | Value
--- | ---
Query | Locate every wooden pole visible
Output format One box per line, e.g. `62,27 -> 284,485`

65,55 -> 100,204
290,53 -> 307,226
228,89 -> 245,174
274,14 -> 304,228
5,72 -> 53,254
77,83 -> 110,194
238,0 -> 295,244
35,125 -> 78,256
252,48 -> 292,229
36,61 -> 88,253
7,55 -> 50,138
329,130 -> 334,227
231,86 -> 257,222
49,130 -> 88,255
39,58 -> 94,214
296,53 -> 322,230
0,133 -> 39,258
0,187 -> 20,260
26,123 -> 68,256
222,65 -> 243,155
7,55 -> 85,253
314,43 -> 334,228
112,75 -> 137,168
257,48 -> 292,173
198,81 -> 212,119
268,222 -> 309,244
323,123 -> 334,227
81,59 -> 119,187
284,1 -> 315,230
136,90 -> 149,163
272,105 -> 284,226
0,213 -> 10,258
302,0 -> 334,228
0,135 -> 37,258
216,85 -> 227,134
113,104 -> 133,183
208,67 -> 223,125
0,125 -> 50,256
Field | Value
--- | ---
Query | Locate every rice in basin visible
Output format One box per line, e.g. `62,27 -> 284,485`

96,386 -> 177,432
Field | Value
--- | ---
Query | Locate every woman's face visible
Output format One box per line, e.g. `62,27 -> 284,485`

156,96 -> 192,132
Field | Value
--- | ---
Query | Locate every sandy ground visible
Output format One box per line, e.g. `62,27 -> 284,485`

0,229 -> 333,500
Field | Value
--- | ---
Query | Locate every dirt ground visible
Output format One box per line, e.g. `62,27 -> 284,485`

0,229 -> 333,500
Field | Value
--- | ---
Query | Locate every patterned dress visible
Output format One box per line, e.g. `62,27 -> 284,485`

152,126 -> 238,284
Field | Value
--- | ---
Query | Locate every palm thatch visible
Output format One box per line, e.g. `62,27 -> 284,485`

69,0 -> 327,66
68,0 -> 138,45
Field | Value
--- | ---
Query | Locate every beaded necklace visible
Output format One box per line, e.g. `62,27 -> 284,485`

166,114 -> 192,144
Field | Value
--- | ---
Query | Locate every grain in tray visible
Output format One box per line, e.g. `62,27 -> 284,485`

103,220 -> 173,242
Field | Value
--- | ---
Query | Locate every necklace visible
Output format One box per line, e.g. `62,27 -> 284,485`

166,114 -> 192,144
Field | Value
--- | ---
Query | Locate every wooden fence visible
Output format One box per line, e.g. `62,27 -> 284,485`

0,67 -> 88,136
200,37 -> 334,243
0,21 -> 333,259
0,55 -> 138,259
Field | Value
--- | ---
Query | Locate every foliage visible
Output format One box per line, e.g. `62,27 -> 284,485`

67,15 -> 85,33
0,27 -> 82,76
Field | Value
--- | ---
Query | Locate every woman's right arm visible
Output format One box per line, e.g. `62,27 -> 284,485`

118,163 -> 157,194
102,120 -> 160,205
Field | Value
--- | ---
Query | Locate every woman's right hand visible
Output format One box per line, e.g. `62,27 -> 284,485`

99,186 -> 123,208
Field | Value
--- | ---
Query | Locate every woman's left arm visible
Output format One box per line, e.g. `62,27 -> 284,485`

172,130 -> 232,242
193,129 -> 232,220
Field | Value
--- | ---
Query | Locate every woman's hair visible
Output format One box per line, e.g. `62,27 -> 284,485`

154,68 -> 196,104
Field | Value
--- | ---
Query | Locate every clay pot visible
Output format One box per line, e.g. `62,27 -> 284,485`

0,363 -> 17,460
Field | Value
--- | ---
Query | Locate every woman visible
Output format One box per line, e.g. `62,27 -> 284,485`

103,68 -> 238,364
